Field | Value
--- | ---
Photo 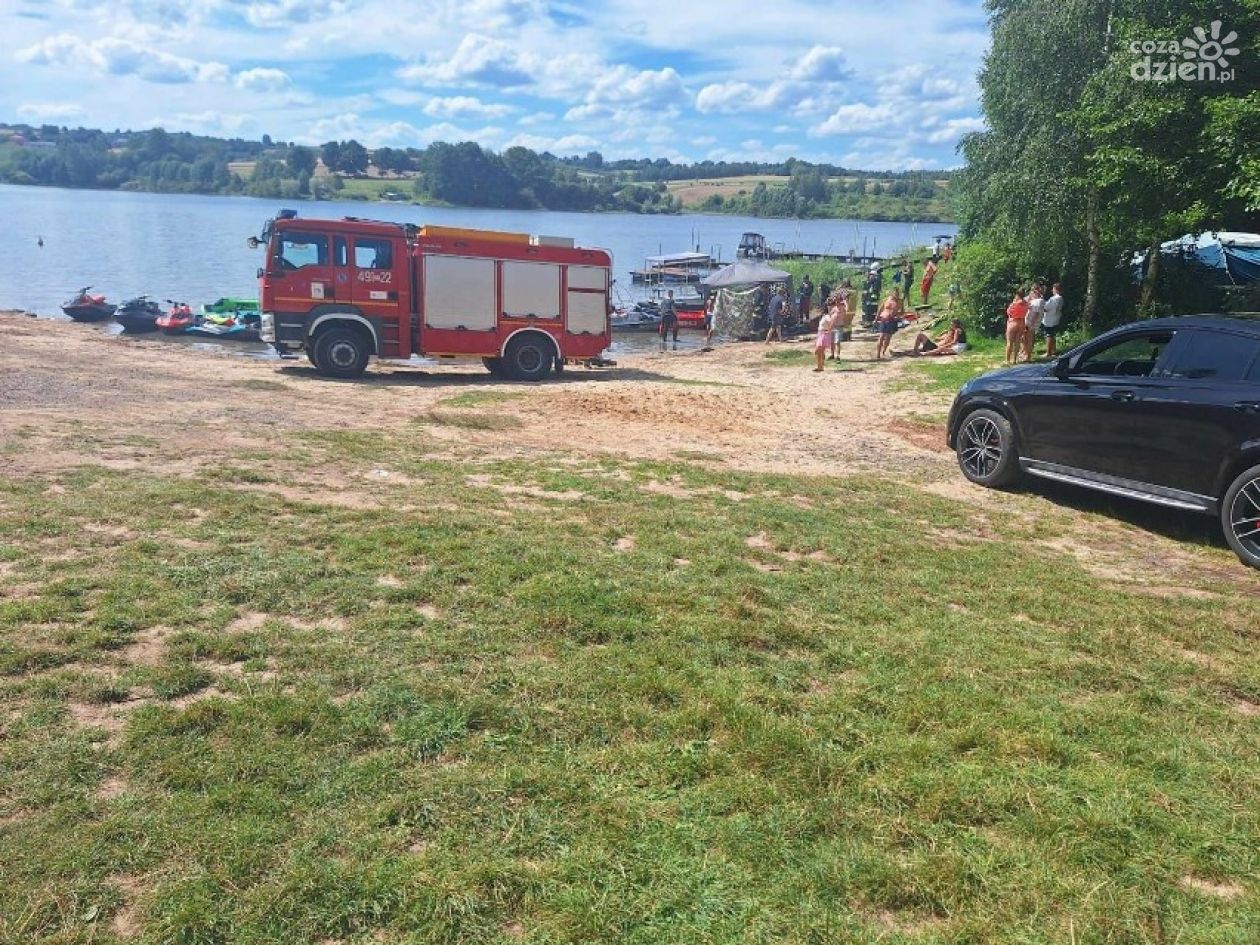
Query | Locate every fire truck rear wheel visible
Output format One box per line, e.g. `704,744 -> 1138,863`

312,327 -> 370,378
504,335 -> 554,381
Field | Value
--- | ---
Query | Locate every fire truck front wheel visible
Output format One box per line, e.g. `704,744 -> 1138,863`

311,326 -> 371,378
504,334 -> 555,381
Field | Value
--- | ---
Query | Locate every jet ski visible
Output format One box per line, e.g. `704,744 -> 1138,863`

114,296 -> 163,333
61,287 -> 117,322
156,300 -> 195,334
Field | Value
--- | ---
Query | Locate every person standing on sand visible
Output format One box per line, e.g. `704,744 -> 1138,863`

814,305 -> 835,372
659,289 -> 679,350
764,287 -> 785,343
874,288 -> 902,360
798,276 -> 814,321
1023,283 -> 1045,361
1042,282 -> 1065,358
702,294 -> 716,350
902,259 -> 915,305
920,256 -> 938,306
1005,288 -> 1030,364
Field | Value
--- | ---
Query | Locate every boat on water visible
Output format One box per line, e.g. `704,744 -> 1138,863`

61,286 -> 116,322
187,301 -> 262,341
630,251 -> 720,285
114,296 -> 163,333
737,232 -> 769,260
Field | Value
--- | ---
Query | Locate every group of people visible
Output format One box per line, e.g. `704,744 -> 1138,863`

1003,282 -> 1064,364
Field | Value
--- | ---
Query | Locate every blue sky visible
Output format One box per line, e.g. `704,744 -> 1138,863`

2,0 -> 990,169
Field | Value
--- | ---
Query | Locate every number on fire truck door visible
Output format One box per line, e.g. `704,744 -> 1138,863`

566,265 -> 608,334
423,256 -> 497,331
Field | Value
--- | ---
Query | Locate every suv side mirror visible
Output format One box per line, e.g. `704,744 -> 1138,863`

1053,356 -> 1071,379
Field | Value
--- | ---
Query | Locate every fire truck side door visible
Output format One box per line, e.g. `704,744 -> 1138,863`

272,232 -> 335,306
349,236 -> 404,313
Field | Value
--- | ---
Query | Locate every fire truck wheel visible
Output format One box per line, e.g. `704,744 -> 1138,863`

504,335 -> 554,381
482,357 -> 506,377
312,327 -> 370,378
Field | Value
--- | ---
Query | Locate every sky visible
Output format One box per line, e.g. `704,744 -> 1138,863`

1,0 -> 991,170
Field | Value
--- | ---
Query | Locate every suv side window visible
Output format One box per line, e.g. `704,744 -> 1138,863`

1074,331 -> 1175,378
1163,330 -> 1260,382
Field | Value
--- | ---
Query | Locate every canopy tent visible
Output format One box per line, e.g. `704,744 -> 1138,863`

701,259 -> 791,288
1146,232 -> 1260,285
700,261 -> 793,339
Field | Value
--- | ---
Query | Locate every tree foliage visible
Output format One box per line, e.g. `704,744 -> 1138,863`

959,0 -> 1260,334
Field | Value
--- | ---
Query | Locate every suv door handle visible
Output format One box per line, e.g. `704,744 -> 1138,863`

1234,401 -> 1260,413
1110,389 -> 1136,402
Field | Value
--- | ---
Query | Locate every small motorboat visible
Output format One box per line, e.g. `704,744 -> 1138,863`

611,304 -> 664,333
61,286 -> 116,322
156,300 -> 195,334
114,296 -> 163,333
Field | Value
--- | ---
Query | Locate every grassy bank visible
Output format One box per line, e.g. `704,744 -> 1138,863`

2,418 -> 1259,943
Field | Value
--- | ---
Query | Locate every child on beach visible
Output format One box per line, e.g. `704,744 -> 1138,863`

814,306 -> 835,372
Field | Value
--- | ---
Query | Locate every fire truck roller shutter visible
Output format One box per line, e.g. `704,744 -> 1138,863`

423,256 -> 497,331
502,261 -> 561,320
566,265 -> 608,334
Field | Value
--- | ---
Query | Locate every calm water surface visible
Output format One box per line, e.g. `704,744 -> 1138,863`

0,184 -> 954,357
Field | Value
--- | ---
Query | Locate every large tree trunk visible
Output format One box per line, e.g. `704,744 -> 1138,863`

1139,237 -> 1161,314
1084,189 -> 1101,336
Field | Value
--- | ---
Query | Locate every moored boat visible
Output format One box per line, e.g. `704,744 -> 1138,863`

61,286 -> 116,322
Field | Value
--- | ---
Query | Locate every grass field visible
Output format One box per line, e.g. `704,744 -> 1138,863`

3,411 -> 1260,943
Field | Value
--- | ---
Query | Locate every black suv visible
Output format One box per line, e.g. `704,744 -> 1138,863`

947,316 -> 1260,568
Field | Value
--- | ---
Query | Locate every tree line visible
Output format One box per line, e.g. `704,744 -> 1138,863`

0,121 -> 958,218
955,0 -> 1260,336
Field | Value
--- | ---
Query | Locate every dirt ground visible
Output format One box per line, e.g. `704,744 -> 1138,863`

0,312 -> 949,480
0,311 -> 1250,591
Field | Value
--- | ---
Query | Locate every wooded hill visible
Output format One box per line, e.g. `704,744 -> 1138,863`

0,122 -> 955,220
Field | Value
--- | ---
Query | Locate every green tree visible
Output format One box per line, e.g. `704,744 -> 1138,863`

287,146 -> 316,177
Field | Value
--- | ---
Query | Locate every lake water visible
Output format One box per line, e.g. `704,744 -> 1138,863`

0,184 -> 955,356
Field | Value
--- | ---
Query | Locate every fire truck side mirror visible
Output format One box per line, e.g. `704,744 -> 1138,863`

247,237 -> 261,249
256,268 -> 264,279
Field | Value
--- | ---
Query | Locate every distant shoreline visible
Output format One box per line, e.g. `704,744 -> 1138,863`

0,180 -> 957,225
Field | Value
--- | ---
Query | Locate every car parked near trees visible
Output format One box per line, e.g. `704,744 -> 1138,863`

947,316 -> 1260,569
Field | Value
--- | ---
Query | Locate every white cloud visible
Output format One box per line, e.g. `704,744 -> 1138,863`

923,116 -> 986,144
423,96 -> 514,120
236,0 -> 351,28
18,33 -> 228,84
812,102 -> 898,136
517,111 -> 556,126
504,132 -> 598,154
17,102 -> 85,121
399,33 -> 531,87
587,66 -> 684,108
234,67 -> 292,92
695,82 -> 760,115
791,46 -> 850,82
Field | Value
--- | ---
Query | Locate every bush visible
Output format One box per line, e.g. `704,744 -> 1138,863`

953,239 -> 1022,336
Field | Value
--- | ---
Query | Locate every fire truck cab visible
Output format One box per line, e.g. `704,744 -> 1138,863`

253,211 -> 612,380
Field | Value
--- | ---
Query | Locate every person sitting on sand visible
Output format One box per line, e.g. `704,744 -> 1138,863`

912,319 -> 968,356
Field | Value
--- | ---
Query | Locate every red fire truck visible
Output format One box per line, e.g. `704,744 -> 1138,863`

252,211 -> 612,379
